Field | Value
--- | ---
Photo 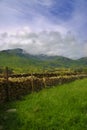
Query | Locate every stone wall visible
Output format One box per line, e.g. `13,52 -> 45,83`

0,75 -> 87,103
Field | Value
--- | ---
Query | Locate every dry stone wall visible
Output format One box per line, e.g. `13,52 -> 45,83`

0,75 -> 87,103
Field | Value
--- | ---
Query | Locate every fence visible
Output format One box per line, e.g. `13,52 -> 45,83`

0,67 -> 87,103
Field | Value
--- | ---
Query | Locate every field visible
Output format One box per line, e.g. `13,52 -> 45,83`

0,78 -> 87,130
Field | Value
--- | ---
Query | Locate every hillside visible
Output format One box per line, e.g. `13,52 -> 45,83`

0,78 -> 87,130
0,48 -> 87,73
0,48 -> 43,73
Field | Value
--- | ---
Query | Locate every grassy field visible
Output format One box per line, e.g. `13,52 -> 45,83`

0,79 -> 87,130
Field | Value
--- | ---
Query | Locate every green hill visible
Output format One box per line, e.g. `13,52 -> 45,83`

0,48 -> 87,73
0,48 -> 43,73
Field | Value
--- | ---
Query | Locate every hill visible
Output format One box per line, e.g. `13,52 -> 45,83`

0,48 -> 43,73
0,48 -> 87,73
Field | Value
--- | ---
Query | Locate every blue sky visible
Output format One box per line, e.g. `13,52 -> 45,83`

0,0 -> 87,58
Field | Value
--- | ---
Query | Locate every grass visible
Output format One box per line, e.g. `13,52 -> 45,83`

0,79 -> 87,130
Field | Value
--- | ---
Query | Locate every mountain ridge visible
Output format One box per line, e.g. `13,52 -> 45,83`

1,48 -> 85,60
0,48 -> 87,73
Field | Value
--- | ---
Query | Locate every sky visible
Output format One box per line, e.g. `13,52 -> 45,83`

0,0 -> 87,59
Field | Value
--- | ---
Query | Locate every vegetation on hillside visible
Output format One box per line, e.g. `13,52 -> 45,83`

0,48 -> 87,73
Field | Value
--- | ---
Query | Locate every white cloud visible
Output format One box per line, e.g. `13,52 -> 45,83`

63,0 -> 87,40
34,0 -> 53,7
0,29 -> 85,59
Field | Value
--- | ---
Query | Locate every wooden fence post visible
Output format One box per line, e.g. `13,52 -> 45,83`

4,67 -> 9,82
43,70 -> 46,88
4,67 -> 9,101
31,72 -> 34,92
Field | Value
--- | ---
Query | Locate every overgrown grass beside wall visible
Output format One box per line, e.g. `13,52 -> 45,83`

0,79 -> 87,130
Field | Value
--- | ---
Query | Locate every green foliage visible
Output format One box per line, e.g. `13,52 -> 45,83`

0,79 -> 87,130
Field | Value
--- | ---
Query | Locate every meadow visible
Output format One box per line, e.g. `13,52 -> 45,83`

0,78 -> 87,130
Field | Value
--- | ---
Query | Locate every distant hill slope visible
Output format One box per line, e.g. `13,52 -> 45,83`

0,48 -> 87,73
0,48 -> 43,73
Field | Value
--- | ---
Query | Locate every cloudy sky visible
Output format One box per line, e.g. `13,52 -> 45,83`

0,0 -> 87,59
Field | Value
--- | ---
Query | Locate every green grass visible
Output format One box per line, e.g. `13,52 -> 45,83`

0,79 -> 87,130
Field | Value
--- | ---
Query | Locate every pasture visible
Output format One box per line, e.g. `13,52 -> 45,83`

0,78 -> 87,130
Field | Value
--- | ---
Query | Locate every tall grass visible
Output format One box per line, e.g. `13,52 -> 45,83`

0,79 -> 87,130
